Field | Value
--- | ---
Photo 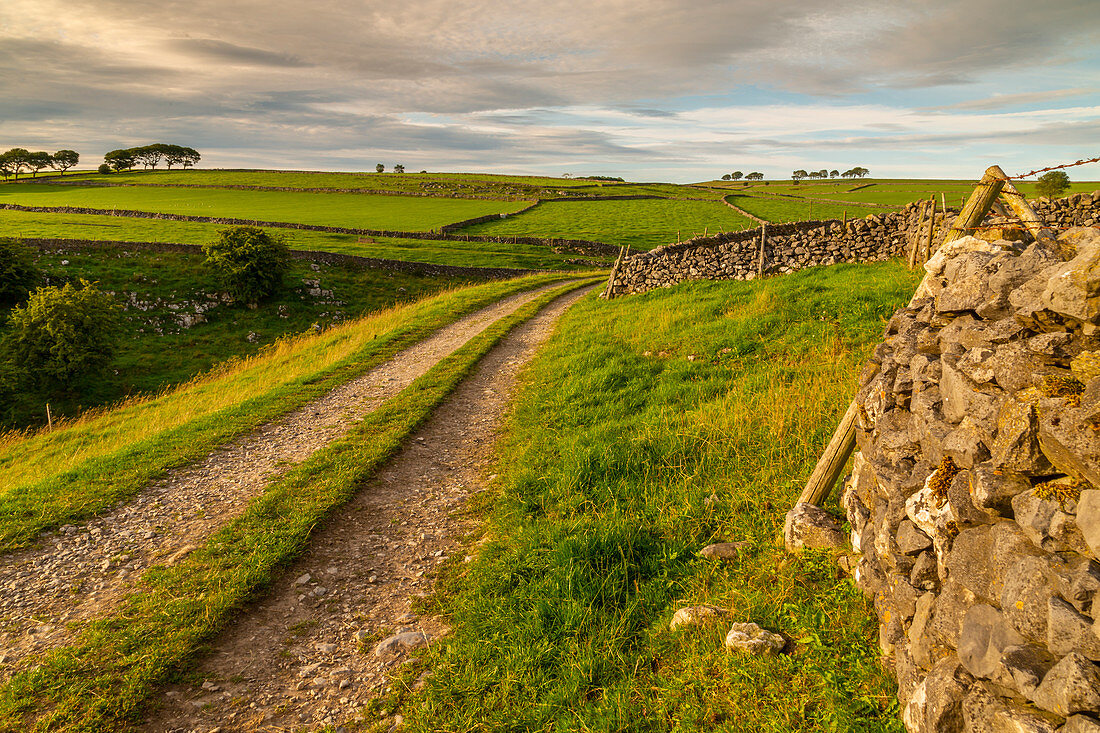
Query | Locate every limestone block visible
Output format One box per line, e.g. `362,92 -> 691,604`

992,644 -> 1058,700
1013,489 -> 1090,555
669,604 -> 728,631
1048,596 -> 1100,660
784,502 -> 846,553
959,604 -> 1026,678
724,622 -> 785,655
993,399 -> 1055,476
1031,652 -> 1100,717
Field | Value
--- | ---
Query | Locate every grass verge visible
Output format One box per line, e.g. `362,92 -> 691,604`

403,261 -> 922,732
0,278 -> 602,732
0,273 -> 589,553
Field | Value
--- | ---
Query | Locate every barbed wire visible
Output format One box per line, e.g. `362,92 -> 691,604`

1005,156 -> 1100,180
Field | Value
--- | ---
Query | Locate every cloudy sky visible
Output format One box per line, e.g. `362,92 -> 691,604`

2,0 -> 1098,181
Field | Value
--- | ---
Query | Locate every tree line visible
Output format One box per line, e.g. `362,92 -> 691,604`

720,171 -> 764,181
0,149 -> 80,180
791,167 -> 869,181
103,144 -> 200,172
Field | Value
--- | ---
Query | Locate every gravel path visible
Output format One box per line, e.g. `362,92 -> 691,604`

144,285 -> 595,732
0,282 -> 576,677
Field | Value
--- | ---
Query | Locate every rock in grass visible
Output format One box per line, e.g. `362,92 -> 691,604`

669,604 -> 728,632
724,622 -> 784,655
783,502 -> 846,553
374,631 -> 430,659
699,542 -> 747,560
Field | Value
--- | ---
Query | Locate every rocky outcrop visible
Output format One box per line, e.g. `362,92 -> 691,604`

844,226 -> 1100,732
605,192 -> 1100,297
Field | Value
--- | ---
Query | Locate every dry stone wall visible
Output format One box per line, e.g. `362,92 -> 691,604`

841,227 -> 1100,732
605,193 -> 1100,297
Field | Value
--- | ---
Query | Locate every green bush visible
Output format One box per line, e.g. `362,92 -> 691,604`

2,279 -> 121,391
97,163 -> 111,174
0,238 -> 41,304
1036,170 -> 1070,199
201,226 -> 290,305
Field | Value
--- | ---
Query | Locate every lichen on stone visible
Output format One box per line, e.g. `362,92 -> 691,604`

1034,477 -> 1088,508
1039,375 -> 1085,407
928,456 -> 960,509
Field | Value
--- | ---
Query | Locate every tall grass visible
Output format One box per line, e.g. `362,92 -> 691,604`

406,261 -> 922,732
0,273 -> 583,551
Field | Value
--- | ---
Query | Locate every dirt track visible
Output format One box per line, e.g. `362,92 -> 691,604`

0,282 -> 577,679
144,285 -> 594,732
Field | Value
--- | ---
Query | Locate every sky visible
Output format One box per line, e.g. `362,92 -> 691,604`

2,0 -> 1099,182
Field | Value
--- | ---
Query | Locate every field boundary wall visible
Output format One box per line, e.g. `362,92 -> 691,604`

19,237 -> 541,280
605,192 -> 1100,297
0,203 -> 630,258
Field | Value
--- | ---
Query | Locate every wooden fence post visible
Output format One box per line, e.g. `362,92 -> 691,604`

922,196 -> 936,263
757,223 -> 766,278
602,245 -> 629,299
942,166 -> 1006,246
997,173 -> 1056,242
908,200 -> 926,269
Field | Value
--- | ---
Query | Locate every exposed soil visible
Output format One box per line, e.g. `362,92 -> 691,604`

0,282 -> 576,678
144,285 -> 595,732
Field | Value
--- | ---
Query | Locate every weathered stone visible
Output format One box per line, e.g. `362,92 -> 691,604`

946,525 -> 995,601
1078,490 -> 1100,562
942,357 -> 1003,432
1037,239 -> 1100,334
1038,407 -> 1100,489
992,644 -> 1058,699
947,469 -> 993,525
993,399 -> 1055,476
724,622 -> 785,655
374,631 -> 430,659
1013,489 -> 1090,555
1031,652 -> 1100,716
911,550 -> 939,591
1048,596 -> 1100,660
943,419 -> 992,470
907,462 -> 959,537
959,604 -> 1026,678
931,579 -> 979,648
1003,555 -> 1057,643
910,592 -> 938,669
970,465 -> 1033,518
898,519 -> 934,555
989,343 -> 1049,394
699,542 -> 747,561
904,657 -> 971,733
1029,332 -> 1076,360
965,682 -> 1062,733
958,346 -> 999,385
784,502 -> 847,553
1072,351 -> 1100,384
1062,714 -> 1100,732
669,605 -> 728,632
880,613 -> 905,657
896,646 -> 922,707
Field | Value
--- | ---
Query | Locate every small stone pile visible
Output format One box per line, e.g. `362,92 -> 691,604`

842,227 -> 1100,731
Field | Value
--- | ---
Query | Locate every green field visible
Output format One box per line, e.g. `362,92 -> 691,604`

726,195 -> 884,224
0,210 -> 605,270
0,247 -> 488,428
406,261 -> 922,731
461,198 -> 756,249
0,184 -> 529,232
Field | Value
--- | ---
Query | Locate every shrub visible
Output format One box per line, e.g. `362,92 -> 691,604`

1035,170 -> 1070,199
201,226 -> 290,305
2,279 -> 121,391
97,163 -> 111,174
0,238 -> 41,303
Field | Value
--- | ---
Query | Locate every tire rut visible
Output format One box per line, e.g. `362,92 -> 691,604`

144,285 -> 595,732
0,282 -> 576,678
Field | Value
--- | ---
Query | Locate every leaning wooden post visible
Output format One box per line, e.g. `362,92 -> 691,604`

602,245 -> 629,299
921,196 -> 936,263
793,166 -> 1006,510
757,223 -> 766,278
997,173 -> 1056,242
908,200 -> 927,269
942,166 -> 1006,246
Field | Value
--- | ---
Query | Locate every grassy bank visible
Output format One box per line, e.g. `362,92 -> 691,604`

0,273 -> 585,553
725,194 -> 884,224
0,279 -> 602,732
461,198 -> 755,250
2,246 -> 479,427
406,261 -> 922,732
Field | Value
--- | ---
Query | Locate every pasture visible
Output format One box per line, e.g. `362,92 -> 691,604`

0,209 -> 605,270
0,183 -> 530,232
460,198 -> 756,250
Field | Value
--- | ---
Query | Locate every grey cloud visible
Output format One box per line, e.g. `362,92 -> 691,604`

166,39 -> 310,68
926,88 -> 1099,112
